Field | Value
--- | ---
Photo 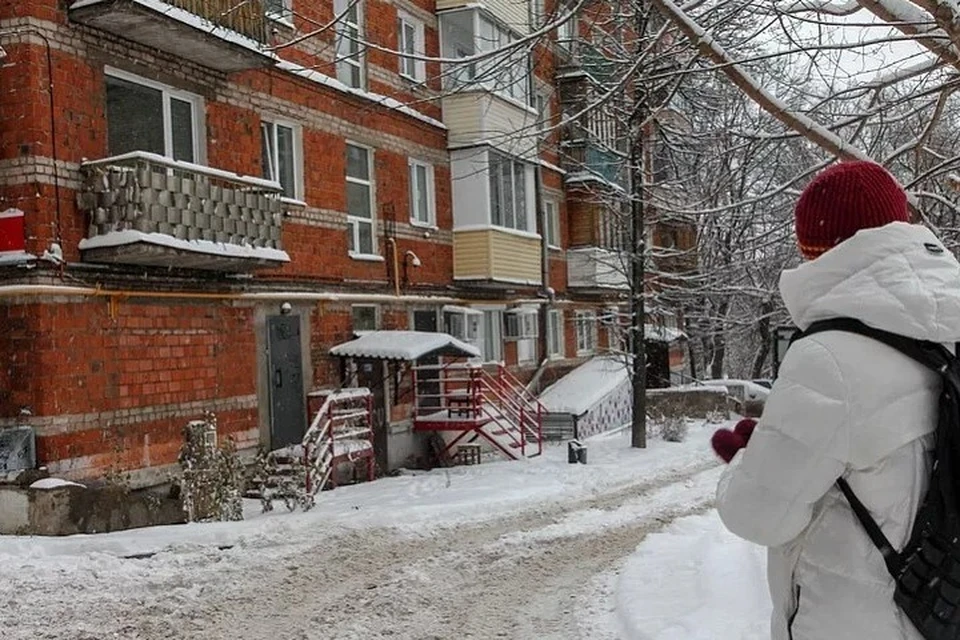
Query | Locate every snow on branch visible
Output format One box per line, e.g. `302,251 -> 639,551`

778,0 -> 862,15
652,0 -> 871,161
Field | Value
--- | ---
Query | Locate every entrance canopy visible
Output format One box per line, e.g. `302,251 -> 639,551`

330,330 -> 481,361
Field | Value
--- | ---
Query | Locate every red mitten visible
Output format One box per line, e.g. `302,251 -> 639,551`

712,429 -> 746,463
733,418 -> 757,444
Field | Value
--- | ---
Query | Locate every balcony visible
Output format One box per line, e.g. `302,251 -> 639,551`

567,247 -> 628,290
77,152 -> 289,272
564,142 -> 625,188
69,0 -> 275,72
454,227 -> 542,285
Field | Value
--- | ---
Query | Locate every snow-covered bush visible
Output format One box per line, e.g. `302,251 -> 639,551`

660,417 -> 689,443
178,413 -> 244,522
705,410 -> 727,425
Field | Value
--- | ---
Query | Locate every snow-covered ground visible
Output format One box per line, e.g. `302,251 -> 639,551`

0,419 -> 772,639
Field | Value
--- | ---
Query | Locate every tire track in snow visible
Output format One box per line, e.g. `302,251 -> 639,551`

3,457 -> 722,640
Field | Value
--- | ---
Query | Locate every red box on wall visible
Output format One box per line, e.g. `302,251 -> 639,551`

0,209 -> 24,253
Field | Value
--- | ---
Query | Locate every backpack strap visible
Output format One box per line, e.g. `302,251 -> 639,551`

793,317 -> 957,580
836,477 -> 903,576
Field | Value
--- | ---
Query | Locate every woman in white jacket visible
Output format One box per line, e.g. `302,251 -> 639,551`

715,161 -> 960,640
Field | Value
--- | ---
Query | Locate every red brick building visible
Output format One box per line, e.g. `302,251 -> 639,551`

0,0 -> 675,487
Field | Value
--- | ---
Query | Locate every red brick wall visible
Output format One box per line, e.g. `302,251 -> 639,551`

0,298 -> 260,481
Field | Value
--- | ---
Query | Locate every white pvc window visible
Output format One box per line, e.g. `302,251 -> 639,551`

408,160 -> 435,227
397,13 -> 426,81
105,68 -> 203,164
489,150 -> 529,231
576,311 -> 597,354
261,119 -> 302,199
335,0 -> 365,88
346,143 -> 376,256
547,309 -> 564,358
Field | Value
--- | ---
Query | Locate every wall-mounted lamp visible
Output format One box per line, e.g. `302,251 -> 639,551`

402,250 -> 422,287
280,302 -> 293,315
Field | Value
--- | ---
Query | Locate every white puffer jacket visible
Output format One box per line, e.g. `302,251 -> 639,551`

717,222 -> 960,640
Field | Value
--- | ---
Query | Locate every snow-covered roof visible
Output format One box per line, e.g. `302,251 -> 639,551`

539,356 -> 631,416
330,331 -> 481,361
645,324 -> 686,343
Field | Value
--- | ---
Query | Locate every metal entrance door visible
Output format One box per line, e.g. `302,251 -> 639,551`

413,310 -> 441,412
267,315 -> 307,450
355,359 -> 388,472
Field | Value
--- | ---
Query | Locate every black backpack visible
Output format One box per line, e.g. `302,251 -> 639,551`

792,318 -> 960,640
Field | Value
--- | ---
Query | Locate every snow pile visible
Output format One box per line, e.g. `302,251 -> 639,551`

616,510 -> 770,640
29,478 -> 85,490
539,356 -> 629,415
0,251 -> 35,265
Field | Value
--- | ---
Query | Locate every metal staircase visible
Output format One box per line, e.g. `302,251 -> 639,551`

252,388 -> 376,511
412,362 -> 545,463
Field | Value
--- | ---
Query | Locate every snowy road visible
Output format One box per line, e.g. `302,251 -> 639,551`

1,424 -> 739,639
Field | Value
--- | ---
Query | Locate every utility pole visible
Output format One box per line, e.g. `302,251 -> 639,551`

630,3 -> 649,449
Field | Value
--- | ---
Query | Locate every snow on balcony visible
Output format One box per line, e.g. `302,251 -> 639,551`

77,152 -> 289,272
69,0 -> 276,72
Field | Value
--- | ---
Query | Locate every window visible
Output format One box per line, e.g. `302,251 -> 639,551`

544,199 -> 560,248
557,10 -> 577,51
335,0 -> 364,88
408,160 -> 435,227
352,305 -> 379,331
261,120 -> 301,200
346,144 -> 376,256
439,10 -> 529,103
105,70 -> 202,163
534,89 -> 551,136
547,310 -> 564,359
489,151 -> 529,231
443,307 -> 481,343
575,311 -> 597,354
265,0 -> 292,22
504,310 -> 538,339
531,0 -> 545,27
397,13 -> 425,81
481,310 -> 504,362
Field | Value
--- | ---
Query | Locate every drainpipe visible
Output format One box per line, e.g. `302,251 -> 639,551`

386,237 -> 400,298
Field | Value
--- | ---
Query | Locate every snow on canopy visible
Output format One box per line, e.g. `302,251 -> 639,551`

329,330 -> 481,361
539,356 -> 630,416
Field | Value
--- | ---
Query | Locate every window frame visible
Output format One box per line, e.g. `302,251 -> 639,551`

489,150 -> 530,232
439,9 -> 531,106
397,12 -> 426,82
351,304 -> 380,332
346,142 -> 378,258
543,198 -> 560,249
334,0 -> 366,89
547,309 -> 564,359
408,159 -> 436,228
264,0 -> 293,24
104,67 -> 205,165
260,117 -> 304,201
575,311 -> 597,355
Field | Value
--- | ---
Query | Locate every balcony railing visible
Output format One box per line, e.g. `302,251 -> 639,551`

165,0 -> 268,42
69,0 -> 274,72
77,152 -> 288,272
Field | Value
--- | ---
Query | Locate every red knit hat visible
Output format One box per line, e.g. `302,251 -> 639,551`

795,161 -> 909,260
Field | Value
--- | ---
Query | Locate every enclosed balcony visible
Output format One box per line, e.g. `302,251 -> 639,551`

69,0 -> 275,72
77,152 -> 289,272
567,247 -> 628,290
